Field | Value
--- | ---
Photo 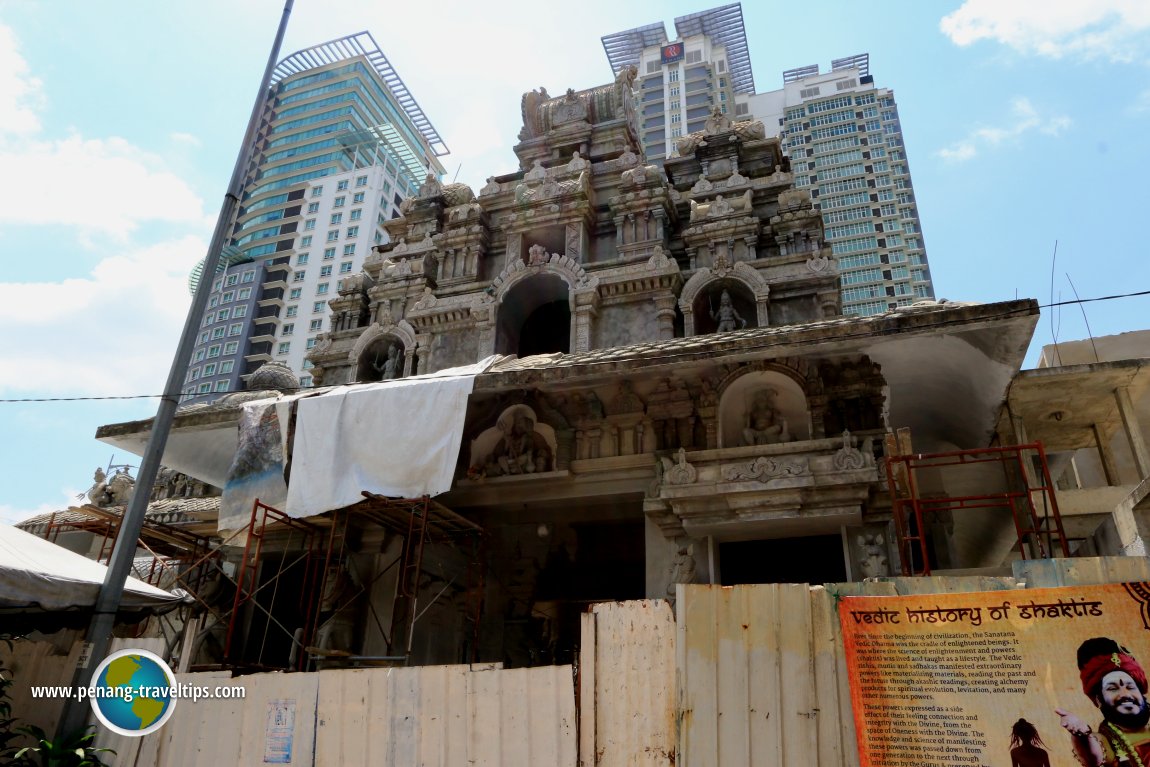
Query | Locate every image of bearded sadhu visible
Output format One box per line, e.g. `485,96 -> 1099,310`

1057,637 -> 1150,766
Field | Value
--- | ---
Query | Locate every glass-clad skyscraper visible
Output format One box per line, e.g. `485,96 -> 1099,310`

183,32 -> 448,403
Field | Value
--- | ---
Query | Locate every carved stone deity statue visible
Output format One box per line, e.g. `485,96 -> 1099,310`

417,173 -> 443,199
710,289 -> 747,332
704,106 -> 732,135
742,388 -> 792,446
87,467 -> 135,506
527,243 -> 549,266
666,538 -> 697,602
373,343 -> 402,380
485,407 -> 553,476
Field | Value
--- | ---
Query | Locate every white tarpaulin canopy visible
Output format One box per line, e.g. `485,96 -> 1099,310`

0,523 -> 183,612
283,355 -> 502,519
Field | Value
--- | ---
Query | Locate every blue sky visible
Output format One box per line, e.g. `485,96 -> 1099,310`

1,0 -> 1147,522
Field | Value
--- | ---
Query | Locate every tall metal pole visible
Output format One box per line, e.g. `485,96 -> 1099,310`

57,0 -> 294,740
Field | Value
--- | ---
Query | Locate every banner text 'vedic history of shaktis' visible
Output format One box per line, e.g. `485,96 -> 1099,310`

839,587 -> 1143,767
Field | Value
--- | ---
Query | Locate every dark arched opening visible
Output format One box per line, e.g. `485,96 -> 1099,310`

495,274 -> 571,358
518,301 -> 570,357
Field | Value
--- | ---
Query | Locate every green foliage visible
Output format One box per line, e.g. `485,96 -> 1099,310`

13,724 -> 114,767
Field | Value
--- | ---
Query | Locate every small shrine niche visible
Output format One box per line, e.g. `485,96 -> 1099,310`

469,404 -> 558,478
495,273 -> 571,358
718,371 -> 811,448
356,337 -> 406,382
520,230 -> 566,264
692,282 -> 758,335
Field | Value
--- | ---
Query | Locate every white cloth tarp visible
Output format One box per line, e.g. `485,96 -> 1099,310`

284,356 -> 500,518
0,523 -> 183,611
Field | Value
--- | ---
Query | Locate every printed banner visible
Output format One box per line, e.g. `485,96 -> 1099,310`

218,400 -> 287,533
840,582 -> 1150,767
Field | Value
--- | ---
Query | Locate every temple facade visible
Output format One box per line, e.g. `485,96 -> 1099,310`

96,72 -> 1045,670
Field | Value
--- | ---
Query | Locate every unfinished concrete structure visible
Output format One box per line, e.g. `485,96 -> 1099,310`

94,73 -> 1089,671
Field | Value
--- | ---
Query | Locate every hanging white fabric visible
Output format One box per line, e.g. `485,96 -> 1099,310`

283,356 -> 501,518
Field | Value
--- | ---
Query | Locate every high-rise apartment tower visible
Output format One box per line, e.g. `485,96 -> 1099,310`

747,54 -> 935,316
182,32 -> 448,402
603,5 -> 936,317
602,4 -> 754,164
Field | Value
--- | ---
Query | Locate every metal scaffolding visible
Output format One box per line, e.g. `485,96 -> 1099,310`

885,431 -> 1070,576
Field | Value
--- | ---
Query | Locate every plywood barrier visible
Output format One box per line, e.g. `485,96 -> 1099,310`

579,600 -> 676,766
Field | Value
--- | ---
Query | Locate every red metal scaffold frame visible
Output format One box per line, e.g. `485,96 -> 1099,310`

885,441 -> 1070,576
223,499 -> 328,671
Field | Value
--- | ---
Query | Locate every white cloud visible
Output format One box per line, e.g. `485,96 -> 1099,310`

0,135 -> 207,239
1130,89 -> 1150,113
937,97 -> 1071,162
940,0 -> 1150,62
0,487 -> 82,524
170,132 -> 201,147
0,23 -> 43,135
0,235 -> 206,397
0,22 -> 206,239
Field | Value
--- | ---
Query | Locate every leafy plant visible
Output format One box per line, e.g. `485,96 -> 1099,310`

13,724 -> 114,767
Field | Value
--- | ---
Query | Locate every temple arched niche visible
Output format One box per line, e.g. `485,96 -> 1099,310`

495,273 -> 571,358
355,335 -> 406,382
468,404 -> 558,477
692,280 -> 758,336
718,370 -> 811,448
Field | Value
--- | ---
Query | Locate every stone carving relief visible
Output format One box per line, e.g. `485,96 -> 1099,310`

833,430 -> 875,471
480,176 -> 501,196
470,404 -> 555,477
742,388 -> 793,446
688,190 -> 753,223
566,151 -> 589,173
645,378 -> 695,450
151,468 -> 218,501
660,448 -> 697,485
856,532 -> 890,579
665,537 -> 697,602
86,467 -> 134,507
556,390 -> 605,460
553,88 -> 588,126
710,288 -> 748,332
417,173 -> 443,199
519,87 -> 551,140
704,107 -> 732,135
717,367 -> 811,447
371,342 -> 405,381
724,456 -> 809,482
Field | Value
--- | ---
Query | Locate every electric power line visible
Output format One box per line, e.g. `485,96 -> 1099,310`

2,287 -> 1148,404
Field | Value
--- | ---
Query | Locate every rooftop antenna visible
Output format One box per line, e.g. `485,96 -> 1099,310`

1048,240 -> 1061,365
1066,272 -> 1101,363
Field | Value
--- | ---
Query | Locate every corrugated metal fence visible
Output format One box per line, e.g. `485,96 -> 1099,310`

7,557 -> 1150,766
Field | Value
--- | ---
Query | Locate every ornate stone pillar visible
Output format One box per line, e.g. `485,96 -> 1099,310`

818,290 -> 839,319
414,334 -> 432,376
402,347 -> 417,377
565,222 -> 585,262
506,232 -> 522,265
754,287 -> 771,328
653,294 -> 677,340
572,289 -> 599,353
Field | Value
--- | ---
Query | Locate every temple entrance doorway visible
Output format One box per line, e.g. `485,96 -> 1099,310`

719,534 -> 846,585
